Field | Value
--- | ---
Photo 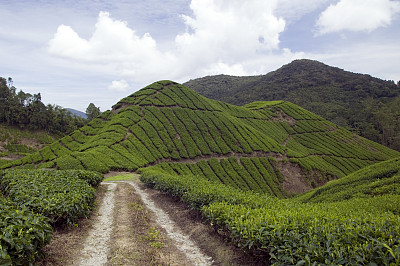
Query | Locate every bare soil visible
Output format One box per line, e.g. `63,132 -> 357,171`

79,182 -> 117,266
0,154 -> 24,160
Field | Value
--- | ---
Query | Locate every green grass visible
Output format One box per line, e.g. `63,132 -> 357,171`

295,156 -> 400,203
0,124 -> 57,162
103,173 -> 139,182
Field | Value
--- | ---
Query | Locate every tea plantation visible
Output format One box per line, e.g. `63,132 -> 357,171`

1,80 -> 399,264
2,81 -> 398,196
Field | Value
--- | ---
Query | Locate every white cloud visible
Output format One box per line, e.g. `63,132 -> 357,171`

316,0 -> 400,35
201,62 -> 247,77
48,12 -> 174,83
48,1 -> 288,83
48,12 -> 162,63
176,0 -> 285,58
108,80 -> 130,92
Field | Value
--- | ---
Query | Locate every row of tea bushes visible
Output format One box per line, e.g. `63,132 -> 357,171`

139,167 -> 400,265
0,169 -> 102,224
0,169 -> 102,264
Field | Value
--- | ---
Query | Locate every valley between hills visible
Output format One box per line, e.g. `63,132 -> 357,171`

1,79 -> 400,265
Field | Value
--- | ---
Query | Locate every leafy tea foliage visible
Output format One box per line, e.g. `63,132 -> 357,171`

0,197 -> 52,266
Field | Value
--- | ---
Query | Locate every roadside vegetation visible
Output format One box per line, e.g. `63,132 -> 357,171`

139,157 -> 400,265
0,169 -> 102,265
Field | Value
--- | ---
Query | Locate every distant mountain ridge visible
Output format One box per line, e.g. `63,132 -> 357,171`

66,108 -> 87,119
184,59 -> 398,105
184,59 -> 400,150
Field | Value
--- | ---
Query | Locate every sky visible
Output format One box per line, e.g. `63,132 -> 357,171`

1,0 -> 400,112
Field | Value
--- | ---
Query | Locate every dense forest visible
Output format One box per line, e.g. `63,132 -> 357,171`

185,59 -> 400,151
0,77 -> 88,135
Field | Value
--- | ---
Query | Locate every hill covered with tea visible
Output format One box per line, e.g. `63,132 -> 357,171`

3,80 -> 399,196
184,59 -> 400,151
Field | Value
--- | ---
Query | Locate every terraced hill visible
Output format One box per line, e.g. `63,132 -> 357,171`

184,59 -> 400,151
2,80 -> 399,196
295,156 -> 400,203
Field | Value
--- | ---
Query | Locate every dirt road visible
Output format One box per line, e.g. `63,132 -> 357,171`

41,174 -> 264,266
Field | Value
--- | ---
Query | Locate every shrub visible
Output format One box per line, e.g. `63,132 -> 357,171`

0,197 -> 52,265
0,169 -> 97,225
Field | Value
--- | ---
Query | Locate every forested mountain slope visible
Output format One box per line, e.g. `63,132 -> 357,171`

184,59 -> 400,150
2,80 -> 399,196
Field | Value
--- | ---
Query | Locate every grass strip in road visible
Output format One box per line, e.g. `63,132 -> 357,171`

103,173 -> 139,182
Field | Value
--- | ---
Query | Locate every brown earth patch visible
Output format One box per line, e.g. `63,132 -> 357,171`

19,137 -> 46,150
278,160 -> 311,194
0,154 -> 25,161
272,110 -> 296,126
278,160 -> 336,195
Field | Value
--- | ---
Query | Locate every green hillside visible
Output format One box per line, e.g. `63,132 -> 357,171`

184,59 -> 400,151
295,156 -> 400,203
2,80 -> 399,196
0,124 -> 57,168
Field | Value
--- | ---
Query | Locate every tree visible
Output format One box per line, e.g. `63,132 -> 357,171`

86,103 -> 101,121
1,76 -> 89,135
7,77 -> 13,88
0,78 -> 9,122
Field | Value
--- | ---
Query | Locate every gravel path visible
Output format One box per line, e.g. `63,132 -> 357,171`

125,180 -> 213,266
77,180 -> 212,265
78,182 -> 116,266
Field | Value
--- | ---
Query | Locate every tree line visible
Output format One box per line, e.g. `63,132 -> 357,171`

0,77 -> 99,135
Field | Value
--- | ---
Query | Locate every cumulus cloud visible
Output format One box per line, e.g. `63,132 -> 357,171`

316,0 -> 400,35
176,0 -> 285,61
108,80 -> 130,92
48,12 -> 174,82
49,11 -> 159,62
48,1 -> 289,84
